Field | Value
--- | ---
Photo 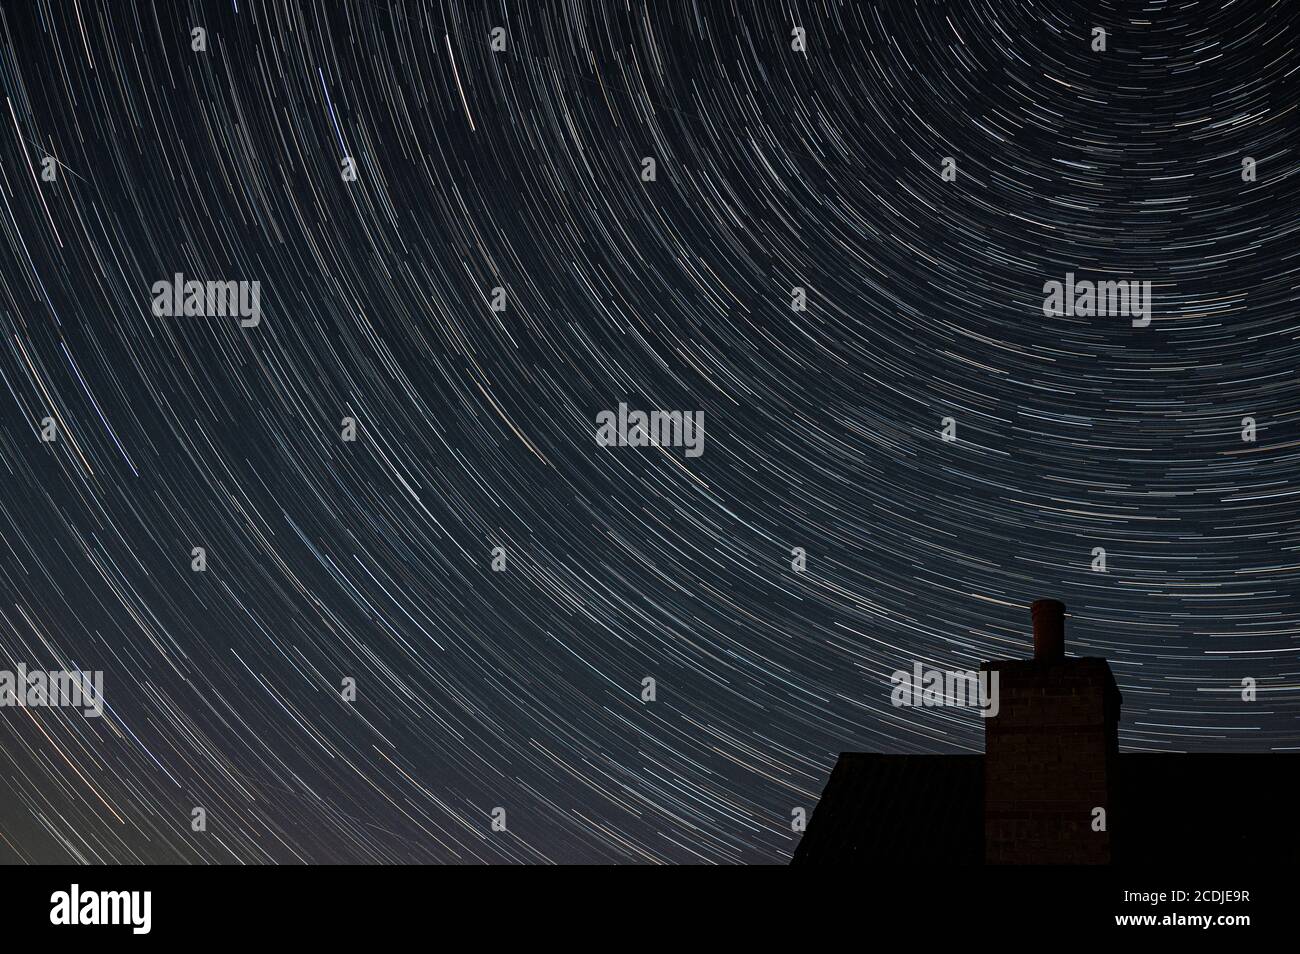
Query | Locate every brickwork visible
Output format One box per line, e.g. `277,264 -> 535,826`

982,604 -> 1121,864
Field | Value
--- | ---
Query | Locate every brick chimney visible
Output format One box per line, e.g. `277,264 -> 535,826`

981,600 -> 1121,864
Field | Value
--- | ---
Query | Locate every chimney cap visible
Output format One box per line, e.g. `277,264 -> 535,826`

1030,599 -> 1066,661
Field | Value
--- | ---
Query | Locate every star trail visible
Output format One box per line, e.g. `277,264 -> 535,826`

0,0 -> 1297,865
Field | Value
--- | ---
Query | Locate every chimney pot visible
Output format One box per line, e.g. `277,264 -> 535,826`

1031,599 -> 1066,661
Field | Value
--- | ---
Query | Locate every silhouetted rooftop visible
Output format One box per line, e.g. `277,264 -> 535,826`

791,754 -> 983,865
793,752 -> 1300,865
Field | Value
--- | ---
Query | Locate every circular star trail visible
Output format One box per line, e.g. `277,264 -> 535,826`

0,0 -> 1297,863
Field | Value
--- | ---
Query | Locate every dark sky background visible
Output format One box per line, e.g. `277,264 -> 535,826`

0,0 -> 1297,863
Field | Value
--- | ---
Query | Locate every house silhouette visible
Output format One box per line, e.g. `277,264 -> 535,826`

793,600 -> 1299,865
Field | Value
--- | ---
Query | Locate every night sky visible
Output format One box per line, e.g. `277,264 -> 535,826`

0,0 -> 1297,864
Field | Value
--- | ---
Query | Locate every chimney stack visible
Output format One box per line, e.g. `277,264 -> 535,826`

982,599 -> 1122,864
1031,599 -> 1065,661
